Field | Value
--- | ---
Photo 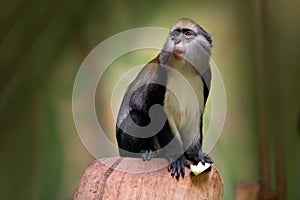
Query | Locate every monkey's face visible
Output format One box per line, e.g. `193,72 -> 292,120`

161,18 -> 212,68
169,28 -> 195,60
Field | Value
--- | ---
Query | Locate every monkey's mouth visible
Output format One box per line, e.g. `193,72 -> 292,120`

173,49 -> 185,60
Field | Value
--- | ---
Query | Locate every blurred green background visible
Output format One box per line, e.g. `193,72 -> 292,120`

1,0 -> 299,199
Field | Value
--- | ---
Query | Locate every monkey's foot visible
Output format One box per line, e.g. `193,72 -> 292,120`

168,156 -> 189,179
198,152 -> 213,165
140,149 -> 156,161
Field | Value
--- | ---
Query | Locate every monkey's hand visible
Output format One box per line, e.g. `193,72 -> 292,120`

140,149 -> 157,161
168,155 -> 189,179
198,152 -> 213,165
190,153 -> 213,176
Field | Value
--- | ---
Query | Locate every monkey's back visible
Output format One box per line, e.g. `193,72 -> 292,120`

116,56 -> 170,156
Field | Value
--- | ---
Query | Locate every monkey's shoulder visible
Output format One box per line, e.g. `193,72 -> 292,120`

127,57 -> 166,112
117,55 -> 166,123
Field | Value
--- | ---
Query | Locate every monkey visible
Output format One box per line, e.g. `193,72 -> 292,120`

116,18 -> 213,178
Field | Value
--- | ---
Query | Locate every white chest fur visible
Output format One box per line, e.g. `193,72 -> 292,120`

164,60 -> 205,139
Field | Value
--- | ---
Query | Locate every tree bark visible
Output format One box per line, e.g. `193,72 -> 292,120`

73,157 -> 223,200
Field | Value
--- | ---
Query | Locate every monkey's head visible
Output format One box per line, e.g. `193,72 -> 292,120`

160,18 -> 212,69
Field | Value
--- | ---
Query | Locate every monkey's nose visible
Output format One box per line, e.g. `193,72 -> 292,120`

173,43 -> 185,55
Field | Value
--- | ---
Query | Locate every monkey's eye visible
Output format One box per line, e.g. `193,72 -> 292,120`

171,30 -> 180,38
184,31 -> 195,38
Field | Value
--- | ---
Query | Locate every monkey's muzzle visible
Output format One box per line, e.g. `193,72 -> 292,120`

173,44 -> 185,60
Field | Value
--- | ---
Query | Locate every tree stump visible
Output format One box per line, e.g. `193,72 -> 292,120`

73,157 -> 223,200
